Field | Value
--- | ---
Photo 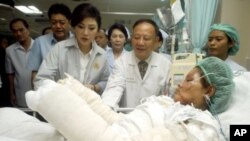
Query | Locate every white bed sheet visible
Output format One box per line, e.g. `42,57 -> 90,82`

0,136 -> 26,141
218,71 -> 250,138
0,107 -> 65,141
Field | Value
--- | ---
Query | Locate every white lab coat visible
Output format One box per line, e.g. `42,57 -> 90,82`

102,51 -> 172,109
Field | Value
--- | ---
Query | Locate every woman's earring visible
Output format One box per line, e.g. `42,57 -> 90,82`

204,95 -> 211,106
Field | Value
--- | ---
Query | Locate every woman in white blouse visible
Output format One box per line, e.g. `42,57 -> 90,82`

34,3 -> 110,94
106,23 -> 128,72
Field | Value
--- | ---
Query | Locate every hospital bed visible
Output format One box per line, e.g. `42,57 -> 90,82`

0,107 -> 65,141
0,71 -> 250,141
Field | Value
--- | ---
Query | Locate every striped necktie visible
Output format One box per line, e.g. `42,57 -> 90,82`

138,61 -> 148,79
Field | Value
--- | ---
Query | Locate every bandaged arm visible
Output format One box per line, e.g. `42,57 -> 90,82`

57,74 -> 122,124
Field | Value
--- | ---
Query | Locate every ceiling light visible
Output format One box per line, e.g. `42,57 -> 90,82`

101,12 -> 154,16
0,18 -> 7,21
15,5 -> 42,14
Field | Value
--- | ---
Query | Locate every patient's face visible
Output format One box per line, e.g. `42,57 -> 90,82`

173,68 -> 208,110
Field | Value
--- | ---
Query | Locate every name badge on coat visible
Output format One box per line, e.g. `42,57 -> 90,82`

126,77 -> 136,83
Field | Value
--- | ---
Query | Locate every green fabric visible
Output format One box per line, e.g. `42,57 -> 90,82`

209,23 -> 240,56
196,57 -> 235,115
190,0 -> 219,53
124,43 -> 133,51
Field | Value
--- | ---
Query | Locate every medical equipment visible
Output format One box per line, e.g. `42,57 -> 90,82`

168,53 -> 204,95
156,6 -> 178,55
156,7 -> 174,32
156,5 -> 205,97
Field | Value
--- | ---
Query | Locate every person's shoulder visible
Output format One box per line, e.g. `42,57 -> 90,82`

226,58 -> 247,71
152,52 -> 171,64
33,34 -> 54,48
96,45 -> 106,54
160,53 -> 172,62
106,47 -> 112,53
55,37 -> 75,48
111,51 -> 131,67
120,50 -> 132,60
35,33 -> 53,41
5,43 -> 17,53
92,42 -> 106,55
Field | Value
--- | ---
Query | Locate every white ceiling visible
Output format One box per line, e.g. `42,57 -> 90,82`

0,0 -> 170,37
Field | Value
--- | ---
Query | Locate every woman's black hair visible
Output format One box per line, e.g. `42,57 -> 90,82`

107,23 -> 128,40
71,3 -> 101,30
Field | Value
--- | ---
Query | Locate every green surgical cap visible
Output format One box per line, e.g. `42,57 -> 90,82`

209,23 -> 240,56
196,57 -> 235,115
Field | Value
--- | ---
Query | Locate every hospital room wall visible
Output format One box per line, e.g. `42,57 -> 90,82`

220,0 -> 250,70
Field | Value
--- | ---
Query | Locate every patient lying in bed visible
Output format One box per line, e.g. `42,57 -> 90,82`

0,56 -> 249,141
23,57 -> 236,141
1,57 -> 249,141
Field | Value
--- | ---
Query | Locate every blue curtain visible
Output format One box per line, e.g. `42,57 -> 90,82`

189,0 -> 218,53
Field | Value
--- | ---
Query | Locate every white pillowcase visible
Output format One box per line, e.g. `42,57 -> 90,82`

218,71 -> 250,138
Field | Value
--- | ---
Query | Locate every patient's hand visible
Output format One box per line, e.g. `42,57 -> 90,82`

26,79 -> 62,111
58,73 -> 121,124
58,73 -> 91,96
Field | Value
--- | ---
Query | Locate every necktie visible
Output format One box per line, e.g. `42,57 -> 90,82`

138,61 -> 148,79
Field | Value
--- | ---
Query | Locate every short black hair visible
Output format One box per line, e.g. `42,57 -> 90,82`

99,28 -> 106,33
132,19 -> 159,36
107,23 -> 128,40
9,18 -> 29,31
48,3 -> 71,20
99,28 -> 107,37
157,30 -> 163,42
42,26 -> 52,35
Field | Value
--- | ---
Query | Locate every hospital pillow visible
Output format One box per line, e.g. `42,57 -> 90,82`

0,107 -> 64,141
218,71 -> 250,139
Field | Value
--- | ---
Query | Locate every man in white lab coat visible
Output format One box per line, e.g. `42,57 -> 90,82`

102,19 -> 172,109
